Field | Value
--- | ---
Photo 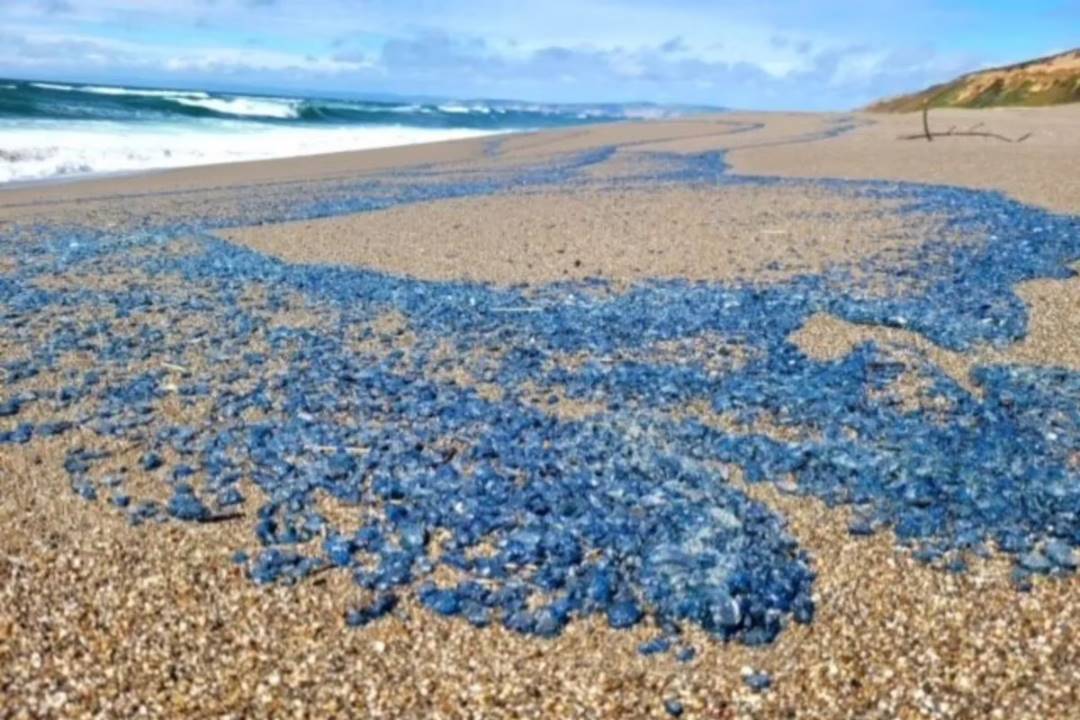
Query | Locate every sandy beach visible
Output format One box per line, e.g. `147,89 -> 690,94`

2,108 -> 1079,719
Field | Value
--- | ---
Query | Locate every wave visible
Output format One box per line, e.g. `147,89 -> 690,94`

79,85 -> 211,100
29,82 -> 76,91
0,78 -> 718,182
173,96 -> 301,119
30,81 -> 210,100
5,80 -> 678,126
438,103 -> 476,114
0,120 -> 501,183
21,81 -> 300,120
315,100 -> 422,113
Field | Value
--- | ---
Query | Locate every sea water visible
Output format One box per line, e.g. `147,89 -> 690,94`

0,79 -> 703,183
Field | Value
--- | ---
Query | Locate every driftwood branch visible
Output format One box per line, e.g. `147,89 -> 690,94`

899,102 -> 1032,143
200,512 -> 245,524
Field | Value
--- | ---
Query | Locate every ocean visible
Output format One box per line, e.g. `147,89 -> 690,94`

0,79 -> 703,184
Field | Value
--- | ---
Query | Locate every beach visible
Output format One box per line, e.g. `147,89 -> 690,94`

2,107 -> 1079,719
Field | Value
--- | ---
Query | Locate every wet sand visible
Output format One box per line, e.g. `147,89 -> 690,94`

2,108 -> 1079,719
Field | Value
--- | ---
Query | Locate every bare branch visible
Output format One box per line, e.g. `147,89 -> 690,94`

898,130 -> 1033,143
900,104 -> 1032,143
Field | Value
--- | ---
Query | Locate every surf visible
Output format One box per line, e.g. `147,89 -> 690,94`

0,78 -> 711,182
0,119 -> 499,183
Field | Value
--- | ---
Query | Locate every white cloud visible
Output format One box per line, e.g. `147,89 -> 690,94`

1,0 -> 1061,108
164,48 -> 371,74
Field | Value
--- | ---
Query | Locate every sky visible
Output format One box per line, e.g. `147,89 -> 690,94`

0,1 -> 1077,110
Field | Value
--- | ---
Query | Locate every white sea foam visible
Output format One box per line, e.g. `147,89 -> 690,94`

437,103 -> 472,114
27,81 -> 299,118
30,82 -> 77,91
171,95 -> 302,119
0,119 -> 502,184
79,85 -> 210,100
30,81 -> 209,100
318,101 -> 424,114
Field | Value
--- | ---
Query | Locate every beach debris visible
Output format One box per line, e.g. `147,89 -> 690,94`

638,637 -> 673,656
167,484 -> 213,522
345,593 -> 398,627
899,103 -> 1033,143
664,698 -> 684,717
1,144 -> 1078,655
743,670 -> 772,692
675,646 -> 697,663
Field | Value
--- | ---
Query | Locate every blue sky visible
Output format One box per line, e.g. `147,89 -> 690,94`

0,0 -> 1076,109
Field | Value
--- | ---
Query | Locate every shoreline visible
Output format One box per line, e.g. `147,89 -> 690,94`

0,125 -> 520,192
2,105 -> 1077,215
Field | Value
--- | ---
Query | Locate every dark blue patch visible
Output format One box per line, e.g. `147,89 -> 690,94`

1,133 -> 1078,652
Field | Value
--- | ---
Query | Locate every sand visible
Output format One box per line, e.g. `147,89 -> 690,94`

2,107 -> 1079,719
731,107 -> 1080,215
220,185 -> 957,286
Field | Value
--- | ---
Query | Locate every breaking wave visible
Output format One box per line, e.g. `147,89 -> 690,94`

0,121 -> 498,184
0,77 -> 717,182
